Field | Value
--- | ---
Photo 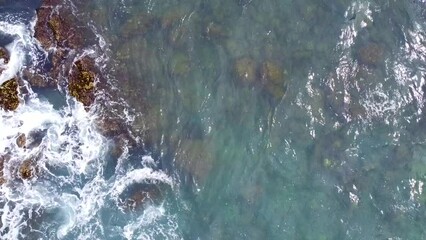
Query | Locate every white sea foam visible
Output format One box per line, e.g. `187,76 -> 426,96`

0,12 -> 179,240
0,17 -> 42,86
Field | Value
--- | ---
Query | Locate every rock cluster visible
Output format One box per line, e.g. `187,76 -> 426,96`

33,0 -> 97,104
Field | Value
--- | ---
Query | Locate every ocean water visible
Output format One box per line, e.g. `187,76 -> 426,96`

0,0 -> 426,239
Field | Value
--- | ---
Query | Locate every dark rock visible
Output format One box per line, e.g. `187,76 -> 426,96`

0,78 -> 19,111
34,7 -> 55,49
68,57 -> 96,107
22,69 -> 56,88
122,185 -> 162,211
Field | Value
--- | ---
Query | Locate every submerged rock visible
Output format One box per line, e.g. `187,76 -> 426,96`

121,13 -> 156,38
234,57 -> 256,84
175,140 -> 215,183
22,69 -> 56,88
122,184 -> 162,211
356,42 -> 384,66
204,22 -> 229,40
68,57 -> 96,107
0,78 -> 19,111
260,61 -> 287,102
170,52 -> 190,76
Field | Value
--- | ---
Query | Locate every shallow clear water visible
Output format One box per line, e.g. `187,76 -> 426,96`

1,0 -> 426,239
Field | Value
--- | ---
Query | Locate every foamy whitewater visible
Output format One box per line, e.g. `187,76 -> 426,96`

0,11 -> 179,240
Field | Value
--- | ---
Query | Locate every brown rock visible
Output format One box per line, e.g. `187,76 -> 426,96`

68,57 -> 96,107
0,78 -> 19,111
123,185 -> 162,211
0,46 -> 9,64
34,7 -> 55,49
19,159 -> 37,180
22,69 -> 56,88
35,2 -> 94,49
16,133 -> 26,148
121,14 -> 156,38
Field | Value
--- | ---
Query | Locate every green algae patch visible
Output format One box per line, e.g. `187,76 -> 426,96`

68,57 -> 96,107
0,78 -> 19,111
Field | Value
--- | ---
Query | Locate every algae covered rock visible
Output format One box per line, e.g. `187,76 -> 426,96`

0,78 -> 19,111
68,57 -> 96,107
234,57 -> 256,84
260,61 -> 287,102
19,159 -> 37,180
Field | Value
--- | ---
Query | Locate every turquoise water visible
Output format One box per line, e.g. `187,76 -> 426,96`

1,0 -> 426,239
84,0 -> 426,239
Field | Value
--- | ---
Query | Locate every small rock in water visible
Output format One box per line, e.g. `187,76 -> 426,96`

356,42 -> 384,66
16,133 -> 26,148
204,22 -> 228,40
171,52 -> 191,76
123,185 -> 162,211
0,78 -> 19,111
0,46 -> 9,64
0,155 -> 8,185
19,159 -> 37,180
234,57 -> 256,84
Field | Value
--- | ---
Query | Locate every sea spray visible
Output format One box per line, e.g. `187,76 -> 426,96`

0,5 -> 180,240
